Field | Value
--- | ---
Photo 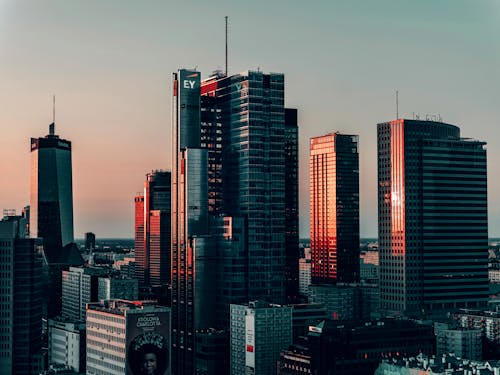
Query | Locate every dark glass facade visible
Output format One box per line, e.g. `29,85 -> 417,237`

285,108 -> 300,303
30,127 -> 74,263
310,133 -> 360,284
377,119 -> 488,316
0,216 -> 43,374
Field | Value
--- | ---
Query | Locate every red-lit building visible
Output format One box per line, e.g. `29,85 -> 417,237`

134,171 -> 171,288
309,133 -> 359,284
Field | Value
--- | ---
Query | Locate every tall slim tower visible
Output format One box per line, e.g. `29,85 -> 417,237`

135,170 -> 171,287
377,119 -> 488,316
310,133 -> 360,284
171,69 -> 215,374
30,122 -> 74,263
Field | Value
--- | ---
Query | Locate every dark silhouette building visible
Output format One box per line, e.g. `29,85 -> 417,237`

84,232 -> 95,251
377,119 -> 488,316
30,122 -> 82,318
278,319 -> 435,375
0,215 -> 44,374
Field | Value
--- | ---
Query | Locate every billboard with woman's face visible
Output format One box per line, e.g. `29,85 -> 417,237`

126,308 -> 171,375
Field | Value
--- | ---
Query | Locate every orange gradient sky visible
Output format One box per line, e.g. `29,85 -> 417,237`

1,0 -> 499,238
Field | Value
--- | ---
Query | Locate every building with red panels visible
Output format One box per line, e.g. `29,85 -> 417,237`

134,171 -> 171,287
309,133 -> 359,284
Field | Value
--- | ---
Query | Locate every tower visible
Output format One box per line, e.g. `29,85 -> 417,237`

171,69 -> 215,374
135,170 -> 171,287
377,119 -> 488,316
30,122 -> 74,262
309,133 -> 360,284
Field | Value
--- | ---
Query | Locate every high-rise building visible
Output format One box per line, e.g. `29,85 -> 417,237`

171,69 -> 216,374
30,122 -> 74,262
284,108 -> 300,303
135,170 -> 171,287
378,119 -> 488,316
309,133 -> 360,284
31,122 -> 82,318
61,266 -> 109,321
230,301 -> 292,375
0,215 -> 44,374
201,70 -> 289,304
85,232 -> 96,251
86,300 -> 170,375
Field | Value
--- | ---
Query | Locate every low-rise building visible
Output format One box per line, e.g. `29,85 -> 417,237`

48,317 -> 86,373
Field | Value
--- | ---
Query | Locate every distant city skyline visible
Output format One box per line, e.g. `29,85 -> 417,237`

1,1 -> 499,237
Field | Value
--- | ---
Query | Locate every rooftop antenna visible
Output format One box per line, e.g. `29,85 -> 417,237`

49,95 -> 55,136
225,16 -> 228,76
396,90 -> 399,119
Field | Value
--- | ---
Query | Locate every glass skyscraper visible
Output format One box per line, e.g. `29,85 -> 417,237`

377,119 -> 488,316
135,170 -> 171,287
309,132 -> 360,284
30,122 -> 74,263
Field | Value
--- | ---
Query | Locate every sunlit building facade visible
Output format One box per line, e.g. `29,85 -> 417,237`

135,171 -> 171,287
309,133 -> 359,284
378,119 -> 488,316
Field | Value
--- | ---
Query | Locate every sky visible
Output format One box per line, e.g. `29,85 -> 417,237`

0,0 -> 499,238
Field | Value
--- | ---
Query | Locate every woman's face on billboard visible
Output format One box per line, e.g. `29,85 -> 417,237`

142,352 -> 157,375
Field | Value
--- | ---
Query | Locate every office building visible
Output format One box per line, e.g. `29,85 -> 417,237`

310,133 -> 359,284
280,319 -> 434,375
195,329 -> 229,375
230,301 -> 292,375
97,275 -> 139,301
171,69 -> 215,374
135,170 -> 171,287
0,215 -> 44,374
290,303 -> 328,340
48,317 -> 86,373
434,322 -> 482,360
31,123 -> 82,318
378,119 -> 488,316
86,300 -> 170,375
284,108 -> 300,303
61,266 -> 110,321
85,232 -> 95,251
308,284 -> 360,320
30,122 -> 74,262
201,71 -> 289,305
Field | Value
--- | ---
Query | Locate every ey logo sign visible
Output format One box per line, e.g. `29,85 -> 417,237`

183,80 -> 196,89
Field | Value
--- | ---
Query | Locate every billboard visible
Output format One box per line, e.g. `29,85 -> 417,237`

126,308 -> 171,375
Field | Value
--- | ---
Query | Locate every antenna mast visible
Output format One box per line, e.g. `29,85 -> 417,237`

396,90 -> 399,119
49,95 -> 56,136
225,16 -> 228,76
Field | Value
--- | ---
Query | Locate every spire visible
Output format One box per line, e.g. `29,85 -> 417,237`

49,95 -> 55,136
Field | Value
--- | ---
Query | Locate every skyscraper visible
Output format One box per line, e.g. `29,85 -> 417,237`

30,122 -> 74,262
171,69 -> 215,374
284,108 -> 300,303
377,119 -> 488,316
309,133 -> 360,284
201,70 -> 289,304
135,170 -> 171,287
0,215 -> 44,374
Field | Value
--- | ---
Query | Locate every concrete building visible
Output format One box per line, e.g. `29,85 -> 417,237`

360,250 -> 379,283
308,284 -> 360,320
230,301 -> 292,375
299,257 -> 311,299
48,317 -> 86,372
61,266 -> 109,321
290,303 -> 328,340
434,322 -> 482,360
86,300 -> 170,375
378,119 -> 488,316
0,215 -> 44,374
97,276 -> 139,301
